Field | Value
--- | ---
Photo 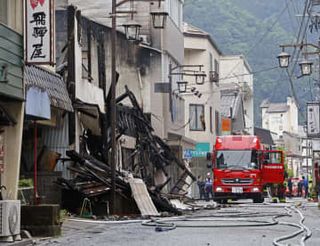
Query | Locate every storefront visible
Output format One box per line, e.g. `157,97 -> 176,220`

0,23 -> 24,200
21,65 -> 73,204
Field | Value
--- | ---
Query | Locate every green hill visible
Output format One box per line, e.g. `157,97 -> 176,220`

184,0 -> 312,125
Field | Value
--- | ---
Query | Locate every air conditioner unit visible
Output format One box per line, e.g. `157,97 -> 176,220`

0,200 -> 21,242
139,35 -> 151,45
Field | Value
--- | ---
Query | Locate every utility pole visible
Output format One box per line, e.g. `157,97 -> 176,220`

110,0 -> 117,214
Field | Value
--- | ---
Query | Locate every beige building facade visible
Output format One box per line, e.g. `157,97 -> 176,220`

183,23 -> 221,150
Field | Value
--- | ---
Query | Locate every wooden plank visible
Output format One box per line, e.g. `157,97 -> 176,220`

0,24 -> 22,45
128,178 -> 160,217
6,74 -> 23,88
0,36 -> 23,57
0,83 -> 24,100
0,48 -> 23,67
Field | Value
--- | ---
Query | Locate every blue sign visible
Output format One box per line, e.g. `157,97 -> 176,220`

183,149 -> 193,160
183,143 -> 211,159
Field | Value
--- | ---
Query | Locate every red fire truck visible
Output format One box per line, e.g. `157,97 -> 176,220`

208,135 -> 285,203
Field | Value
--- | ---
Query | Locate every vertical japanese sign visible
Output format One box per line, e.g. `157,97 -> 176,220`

25,0 -> 54,64
307,102 -> 320,138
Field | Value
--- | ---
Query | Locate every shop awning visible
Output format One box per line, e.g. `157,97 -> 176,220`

25,65 -> 73,112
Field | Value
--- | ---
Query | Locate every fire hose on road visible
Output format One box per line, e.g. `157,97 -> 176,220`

141,203 -> 312,245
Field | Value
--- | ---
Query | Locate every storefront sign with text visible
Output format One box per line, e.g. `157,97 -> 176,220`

25,0 -> 54,64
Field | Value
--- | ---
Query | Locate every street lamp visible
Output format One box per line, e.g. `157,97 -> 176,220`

150,11 -> 168,29
277,50 -> 290,68
122,21 -> 141,41
195,71 -> 206,85
177,81 -> 188,93
299,59 -> 313,76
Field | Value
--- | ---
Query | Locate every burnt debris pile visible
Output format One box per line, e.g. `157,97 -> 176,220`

56,86 -> 196,216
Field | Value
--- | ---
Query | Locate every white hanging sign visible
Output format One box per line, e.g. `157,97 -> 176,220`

307,102 -> 320,138
25,0 -> 54,65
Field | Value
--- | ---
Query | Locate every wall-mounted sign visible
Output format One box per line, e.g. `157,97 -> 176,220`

221,117 -> 231,135
25,0 -> 54,65
307,102 -> 320,138
184,143 -> 211,159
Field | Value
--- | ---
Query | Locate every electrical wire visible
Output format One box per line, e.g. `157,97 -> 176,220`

198,3 -> 290,107
282,0 -> 313,121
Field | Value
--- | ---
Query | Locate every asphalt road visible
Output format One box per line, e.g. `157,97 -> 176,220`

37,198 -> 320,246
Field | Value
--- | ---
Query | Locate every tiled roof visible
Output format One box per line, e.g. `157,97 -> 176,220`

183,22 -> 209,36
25,65 -> 73,112
266,103 -> 289,113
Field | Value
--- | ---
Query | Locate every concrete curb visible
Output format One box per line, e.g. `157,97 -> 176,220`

2,239 -> 34,246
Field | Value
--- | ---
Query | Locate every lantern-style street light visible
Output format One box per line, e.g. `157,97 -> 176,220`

195,71 -> 206,85
299,59 -> 313,76
122,21 -> 141,40
277,50 -> 290,68
177,81 -> 188,93
150,11 -> 168,29
277,43 -> 319,77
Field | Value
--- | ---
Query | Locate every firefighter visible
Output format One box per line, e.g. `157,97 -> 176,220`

302,176 -> 309,198
205,172 -> 214,201
197,175 -> 205,200
287,177 -> 293,198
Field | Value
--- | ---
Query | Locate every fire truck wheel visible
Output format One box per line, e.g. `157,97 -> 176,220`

217,199 -> 228,204
253,195 -> 264,203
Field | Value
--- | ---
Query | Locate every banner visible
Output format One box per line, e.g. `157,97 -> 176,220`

307,102 -> 320,138
25,0 -> 54,64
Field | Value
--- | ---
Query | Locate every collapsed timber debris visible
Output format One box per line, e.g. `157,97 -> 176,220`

56,86 -> 196,216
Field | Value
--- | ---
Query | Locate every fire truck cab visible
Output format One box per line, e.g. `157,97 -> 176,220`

209,135 -> 284,203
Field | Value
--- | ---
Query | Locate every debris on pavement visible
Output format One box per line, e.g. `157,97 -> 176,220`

56,86 -> 197,217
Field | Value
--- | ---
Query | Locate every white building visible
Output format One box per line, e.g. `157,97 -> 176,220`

261,97 -> 301,178
261,97 -> 299,138
183,23 -> 222,150
219,55 -> 254,134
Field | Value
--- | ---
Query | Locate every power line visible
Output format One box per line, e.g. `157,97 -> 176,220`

283,0 -> 312,116
207,3 -> 291,107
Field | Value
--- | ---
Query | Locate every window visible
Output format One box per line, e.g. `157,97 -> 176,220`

209,53 -> 213,71
210,107 -> 213,133
215,110 -> 220,135
190,104 -> 205,131
214,59 -> 219,74
216,150 -> 258,170
0,0 -> 8,25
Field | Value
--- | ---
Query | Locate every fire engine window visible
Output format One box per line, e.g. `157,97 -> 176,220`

190,104 -> 205,131
216,150 -> 258,169
264,152 -> 282,164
